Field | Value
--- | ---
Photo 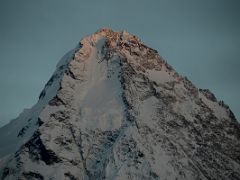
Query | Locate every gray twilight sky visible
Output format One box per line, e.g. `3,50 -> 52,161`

0,0 -> 239,127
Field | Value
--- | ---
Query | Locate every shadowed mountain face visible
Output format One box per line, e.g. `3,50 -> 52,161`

0,28 -> 240,180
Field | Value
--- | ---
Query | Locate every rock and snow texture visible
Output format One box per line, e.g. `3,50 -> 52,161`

0,28 -> 240,180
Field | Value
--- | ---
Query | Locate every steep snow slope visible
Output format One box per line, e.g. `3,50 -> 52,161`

0,45 -> 80,165
0,28 -> 240,180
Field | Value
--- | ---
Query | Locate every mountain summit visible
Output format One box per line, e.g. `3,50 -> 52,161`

0,28 -> 240,180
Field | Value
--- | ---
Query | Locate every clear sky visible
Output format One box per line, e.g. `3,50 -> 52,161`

0,0 -> 239,127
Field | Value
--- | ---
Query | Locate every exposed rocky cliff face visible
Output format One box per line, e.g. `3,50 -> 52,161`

0,28 -> 240,180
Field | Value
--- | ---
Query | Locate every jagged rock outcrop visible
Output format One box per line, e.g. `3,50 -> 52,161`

0,28 -> 240,180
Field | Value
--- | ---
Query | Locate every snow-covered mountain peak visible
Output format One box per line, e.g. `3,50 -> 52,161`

0,29 -> 240,180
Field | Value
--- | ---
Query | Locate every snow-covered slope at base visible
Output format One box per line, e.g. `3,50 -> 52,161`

0,28 -> 240,180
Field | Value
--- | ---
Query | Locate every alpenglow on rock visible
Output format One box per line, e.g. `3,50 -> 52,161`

0,28 -> 240,180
